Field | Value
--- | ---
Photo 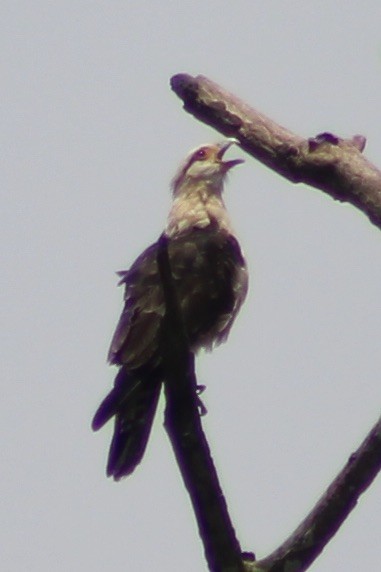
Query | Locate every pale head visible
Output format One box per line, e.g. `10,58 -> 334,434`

171,139 -> 244,196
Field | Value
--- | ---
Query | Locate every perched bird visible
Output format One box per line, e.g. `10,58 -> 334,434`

92,139 -> 248,480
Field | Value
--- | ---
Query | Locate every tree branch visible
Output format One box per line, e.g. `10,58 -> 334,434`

169,73 -> 381,570
170,73 -> 381,229
249,415 -> 381,572
157,234 -> 246,572
157,231 -> 381,572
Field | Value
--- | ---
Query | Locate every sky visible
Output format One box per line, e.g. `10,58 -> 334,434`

1,2 -> 381,571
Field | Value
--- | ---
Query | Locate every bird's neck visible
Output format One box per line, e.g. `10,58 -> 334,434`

165,183 -> 234,237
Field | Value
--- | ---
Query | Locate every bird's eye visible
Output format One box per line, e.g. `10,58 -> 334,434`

194,148 -> 207,160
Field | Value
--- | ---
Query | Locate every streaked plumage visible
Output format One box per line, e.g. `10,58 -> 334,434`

93,140 -> 248,480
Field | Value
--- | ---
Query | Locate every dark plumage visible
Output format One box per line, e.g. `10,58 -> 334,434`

93,141 -> 247,479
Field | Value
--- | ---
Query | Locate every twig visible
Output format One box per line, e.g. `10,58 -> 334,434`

170,73 -> 381,229
157,234 -> 245,572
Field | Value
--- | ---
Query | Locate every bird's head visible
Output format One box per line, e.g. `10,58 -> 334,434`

171,139 -> 244,196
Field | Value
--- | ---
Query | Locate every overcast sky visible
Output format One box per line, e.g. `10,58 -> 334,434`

2,2 -> 381,571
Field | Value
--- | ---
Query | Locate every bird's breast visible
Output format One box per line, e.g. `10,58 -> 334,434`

166,193 -> 234,237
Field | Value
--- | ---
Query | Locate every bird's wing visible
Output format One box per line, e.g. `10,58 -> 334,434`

108,226 -> 248,366
108,242 -> 165,368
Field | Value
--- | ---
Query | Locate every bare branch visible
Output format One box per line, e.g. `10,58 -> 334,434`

171,74 -> 381,229
157,234 -> 246,572
250,415 -> 381,572
170,74 -> 381,570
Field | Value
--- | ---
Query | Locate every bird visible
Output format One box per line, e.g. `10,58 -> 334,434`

92,139 -> 248,480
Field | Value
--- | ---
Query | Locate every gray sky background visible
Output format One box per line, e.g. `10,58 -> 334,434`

2,2 -> 381,571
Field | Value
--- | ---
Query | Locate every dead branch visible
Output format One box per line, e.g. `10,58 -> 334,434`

250,415 -> 381,571
170,73 -> 381,571
171,73 -> 381,229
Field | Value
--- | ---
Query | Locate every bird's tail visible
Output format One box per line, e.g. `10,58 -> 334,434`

92,367 -> 161,480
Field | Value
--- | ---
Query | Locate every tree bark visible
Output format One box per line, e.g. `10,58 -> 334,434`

171,73 -> 381,229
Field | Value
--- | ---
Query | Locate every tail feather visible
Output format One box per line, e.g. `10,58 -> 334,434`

92,367 -> 161,479
92,368 -> 142,431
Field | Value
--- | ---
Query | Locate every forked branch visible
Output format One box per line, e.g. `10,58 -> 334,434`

157,234 -> 381,572
167,73 -> 381,571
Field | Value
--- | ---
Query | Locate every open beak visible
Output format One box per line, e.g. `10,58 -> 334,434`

217,139 -> 245,170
